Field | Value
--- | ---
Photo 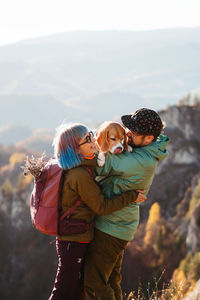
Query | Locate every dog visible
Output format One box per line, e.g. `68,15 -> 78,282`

96,121 -> 132,167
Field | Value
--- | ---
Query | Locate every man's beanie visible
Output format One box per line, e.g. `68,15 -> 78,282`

121,108 -> 164,138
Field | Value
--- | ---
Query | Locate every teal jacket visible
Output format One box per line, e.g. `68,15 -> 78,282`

95,134 -> 169,241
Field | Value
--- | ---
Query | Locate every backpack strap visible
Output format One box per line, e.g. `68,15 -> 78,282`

82,165 -> 93,177
59,165 -> 93,221
60,198 -> 82,221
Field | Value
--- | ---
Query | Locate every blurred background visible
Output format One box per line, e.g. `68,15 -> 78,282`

0,0 -> 200,299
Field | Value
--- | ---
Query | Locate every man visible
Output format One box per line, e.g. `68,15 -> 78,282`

84,108 -> 169,300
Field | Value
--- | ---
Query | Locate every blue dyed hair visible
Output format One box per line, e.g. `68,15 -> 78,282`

53,123 -> 89,170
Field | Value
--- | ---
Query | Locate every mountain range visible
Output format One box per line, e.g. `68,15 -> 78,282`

0,28 -> 200,137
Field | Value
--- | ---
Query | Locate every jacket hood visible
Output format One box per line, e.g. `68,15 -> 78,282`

139,134 -> 169,161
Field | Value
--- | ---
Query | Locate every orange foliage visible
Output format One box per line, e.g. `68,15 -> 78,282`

9,152 -> 26,166
17,173 -> 33,190
144,202 -> 161,246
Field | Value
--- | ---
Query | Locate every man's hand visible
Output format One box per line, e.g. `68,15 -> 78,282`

135,189 -> 147,203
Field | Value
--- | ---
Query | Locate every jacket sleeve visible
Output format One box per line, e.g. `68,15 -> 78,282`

70,169 -> 138,215
96,152 -> 134,176
96,134 -> 170,176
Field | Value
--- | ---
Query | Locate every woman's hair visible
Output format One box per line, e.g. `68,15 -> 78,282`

53,123 -> 88,170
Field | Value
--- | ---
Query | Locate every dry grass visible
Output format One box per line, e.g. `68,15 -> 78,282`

21,153 -> 47,180
126,270 -> 187,300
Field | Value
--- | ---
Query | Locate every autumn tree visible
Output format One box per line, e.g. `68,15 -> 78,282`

0,178 -> 13,197
9,152 -> 26,167
187,179 -> 200,217
16,173 -> 33,190
144,202 -> 166,254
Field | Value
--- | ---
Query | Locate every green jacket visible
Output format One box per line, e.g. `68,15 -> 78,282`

95,134 -> 169,241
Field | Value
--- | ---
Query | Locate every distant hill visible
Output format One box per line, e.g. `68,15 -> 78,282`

0,124 -> 32,145
0,95 -> 74,129
0,29 -> 200,129
16,128 -> 54,155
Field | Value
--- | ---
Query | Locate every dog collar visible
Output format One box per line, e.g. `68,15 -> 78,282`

83,154 -> 95,160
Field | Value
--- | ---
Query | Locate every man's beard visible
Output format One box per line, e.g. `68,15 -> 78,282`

127,136 -> 146,147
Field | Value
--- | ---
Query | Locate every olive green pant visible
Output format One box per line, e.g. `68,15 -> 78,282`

84,229 -> 128,300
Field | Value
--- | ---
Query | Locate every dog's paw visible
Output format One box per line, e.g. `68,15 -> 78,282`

127,145 -> 133,152
97,152 -> 106,167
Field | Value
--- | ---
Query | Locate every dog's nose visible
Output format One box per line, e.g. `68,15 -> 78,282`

114,147 -> 123,154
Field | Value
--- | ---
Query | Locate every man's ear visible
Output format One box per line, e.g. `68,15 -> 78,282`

144,135 -> 154,145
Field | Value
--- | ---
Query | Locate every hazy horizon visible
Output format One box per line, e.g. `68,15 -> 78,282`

1,26 -> 200,47
1,0 -> 200,45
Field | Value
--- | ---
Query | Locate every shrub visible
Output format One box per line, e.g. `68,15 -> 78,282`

179,252 -> 200,281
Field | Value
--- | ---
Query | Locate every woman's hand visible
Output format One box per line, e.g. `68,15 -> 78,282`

135,189 -> 147,203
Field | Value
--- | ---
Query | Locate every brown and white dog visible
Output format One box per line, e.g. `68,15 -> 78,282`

96,121 -> 132,166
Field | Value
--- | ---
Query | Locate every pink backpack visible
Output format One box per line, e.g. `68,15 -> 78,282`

30,158 -> 93,236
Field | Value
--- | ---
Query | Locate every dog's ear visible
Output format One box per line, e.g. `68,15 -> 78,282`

123,129 -> 129,151
97,126 -> 109,152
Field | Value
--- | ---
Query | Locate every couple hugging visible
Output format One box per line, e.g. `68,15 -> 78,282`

48,108 -> 169,300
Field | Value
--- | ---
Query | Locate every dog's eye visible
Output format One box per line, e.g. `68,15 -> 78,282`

110,138 -> 116,141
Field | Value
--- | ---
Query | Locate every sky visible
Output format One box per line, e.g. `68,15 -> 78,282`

0,0 -> 200,45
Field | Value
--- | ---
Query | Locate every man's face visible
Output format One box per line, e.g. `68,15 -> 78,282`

127,130 -> 154,146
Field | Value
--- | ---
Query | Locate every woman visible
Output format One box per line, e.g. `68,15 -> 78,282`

49,123 -> 146,300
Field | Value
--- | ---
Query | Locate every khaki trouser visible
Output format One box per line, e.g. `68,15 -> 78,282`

84,229 -> 128,300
